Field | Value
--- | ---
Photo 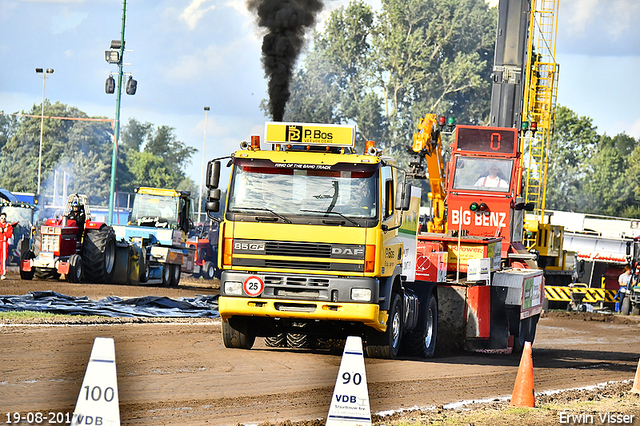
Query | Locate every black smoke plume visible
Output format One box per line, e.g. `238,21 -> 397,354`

248,0 -> 323,121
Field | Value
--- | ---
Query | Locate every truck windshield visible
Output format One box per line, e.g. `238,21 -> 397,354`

131,194 -> 179,228
0,206 -> 33,227
451,156 -> 513,193
227,158 -> 379,225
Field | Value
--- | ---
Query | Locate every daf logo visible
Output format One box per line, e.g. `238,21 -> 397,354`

332,247 -> 364,256
234,242 -> 265,251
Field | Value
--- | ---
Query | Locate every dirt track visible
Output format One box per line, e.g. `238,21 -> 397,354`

2,271 -> 640,425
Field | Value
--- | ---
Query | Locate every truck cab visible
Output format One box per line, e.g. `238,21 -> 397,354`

206,123 -> 415,357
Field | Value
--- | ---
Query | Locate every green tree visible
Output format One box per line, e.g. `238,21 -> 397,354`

0,102 -> 113,203
282,0 -> 495,159
586,133 -> 640,217
545,106 -> 600,212
119,120 -> 197,193
0,114 -> 18,153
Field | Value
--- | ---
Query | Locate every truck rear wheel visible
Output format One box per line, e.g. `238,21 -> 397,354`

265,334 -> 287,347
622,297 -> 631,315
83,225 -> 116,283
161,264 -> 171,287
365,293 -> 402,359
170,264 -> 181,286
403,294 -> 438,358
222,317 -> 255,349
203,261 -> 215,280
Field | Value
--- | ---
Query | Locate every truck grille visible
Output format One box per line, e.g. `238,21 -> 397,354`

232,239 -> 365,272
264,276 -> 330,287
265,241 -> 331,258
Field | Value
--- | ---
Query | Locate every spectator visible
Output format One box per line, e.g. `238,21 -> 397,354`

618,265 -> 632,312
0,212 -> 13,280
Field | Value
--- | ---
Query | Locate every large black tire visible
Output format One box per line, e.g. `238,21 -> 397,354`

365,293 -> 403,359
170,264 -> 181,287
139,247 -> 149,283
403,294 -> 438,358
622,297 -> 631,316
161,264 -> 171,287
67,254 -> 83,283
34,268 -> 60,280
632,305 -> 640,316
203,261 -> 215,280
222,317 -> 255,349
82,225 -> 116,283
287,333 -> 317,349
264,334 -> 287,347
19,250 -> 35,281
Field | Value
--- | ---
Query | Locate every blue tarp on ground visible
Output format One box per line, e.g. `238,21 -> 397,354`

0,291 -> 219,318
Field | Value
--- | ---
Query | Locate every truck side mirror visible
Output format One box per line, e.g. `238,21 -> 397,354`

395,182 -> 412,211
205,189 -> 221,213
206,160 -> 221,189
205,200 -> 220,213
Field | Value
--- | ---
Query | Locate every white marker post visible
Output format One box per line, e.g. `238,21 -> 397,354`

71,337 -> 120,426
326,336 -> 371,426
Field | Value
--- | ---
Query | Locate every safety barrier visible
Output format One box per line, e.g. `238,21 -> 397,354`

544,286 -> 617,303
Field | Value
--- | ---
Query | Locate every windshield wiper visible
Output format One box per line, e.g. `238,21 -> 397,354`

300,209 -> 361,227
230,206 -> 292,224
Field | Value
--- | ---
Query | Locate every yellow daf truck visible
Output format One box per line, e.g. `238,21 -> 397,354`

205,122 -> 426,359
204,121 -> 543,359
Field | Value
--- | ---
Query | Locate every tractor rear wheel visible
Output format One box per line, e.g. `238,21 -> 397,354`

83,225 -> 116,283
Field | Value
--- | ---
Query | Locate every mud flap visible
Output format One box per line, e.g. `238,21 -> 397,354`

465,286 -> 509,351
437,285 -> 467,354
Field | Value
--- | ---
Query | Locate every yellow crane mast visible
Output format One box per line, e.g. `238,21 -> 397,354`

521,0 -> 575,284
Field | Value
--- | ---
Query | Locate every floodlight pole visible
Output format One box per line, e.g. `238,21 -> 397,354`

35,68 -> 53,196
108,0 -> 127,225
198,106 -> 210,224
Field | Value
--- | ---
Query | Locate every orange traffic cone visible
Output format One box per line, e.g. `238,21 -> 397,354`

510,341 -> 535,407
630,358 -> 640,393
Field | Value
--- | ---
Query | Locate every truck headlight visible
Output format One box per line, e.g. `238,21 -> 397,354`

351,288 -> 371,302
224,281 -> 243,296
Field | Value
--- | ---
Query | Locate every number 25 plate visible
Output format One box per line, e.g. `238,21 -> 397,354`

243,276 -> 264,297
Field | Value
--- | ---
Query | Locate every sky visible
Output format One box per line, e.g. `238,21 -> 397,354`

1,0 -> 639,191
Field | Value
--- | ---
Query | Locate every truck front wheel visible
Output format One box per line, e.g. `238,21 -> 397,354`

403,294 -> 438,358
222,317 -> 256,349
365,293 -> 402,359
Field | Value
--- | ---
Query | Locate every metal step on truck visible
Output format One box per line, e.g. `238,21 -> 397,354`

203,121 -> 543,358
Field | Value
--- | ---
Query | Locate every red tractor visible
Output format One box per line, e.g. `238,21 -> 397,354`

186,222 -> 219,280
20,194 -> 116,283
